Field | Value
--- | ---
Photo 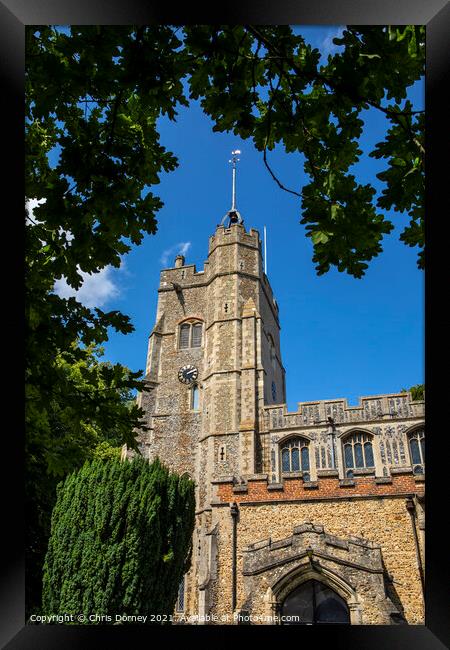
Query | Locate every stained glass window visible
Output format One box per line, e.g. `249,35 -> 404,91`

301,446 -> 310,471
364,442 -> 374,467
342,432 -> 374,471
354,443 -> 364,467
344,444 -> 353,468
410,438 -> 420,464
408,429 -> 425,471
280,438 -> 310,474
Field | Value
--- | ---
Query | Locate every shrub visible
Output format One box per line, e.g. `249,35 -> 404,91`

42,456 -> 195,622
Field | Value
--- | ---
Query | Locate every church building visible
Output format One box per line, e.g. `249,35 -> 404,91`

127,153 -> 425,625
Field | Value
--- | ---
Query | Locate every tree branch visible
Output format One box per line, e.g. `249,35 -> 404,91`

262,146 -> 302,198
263,76 -> 301,199
245,25 -> 425,159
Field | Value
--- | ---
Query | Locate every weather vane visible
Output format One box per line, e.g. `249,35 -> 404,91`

221,149 -> 244,226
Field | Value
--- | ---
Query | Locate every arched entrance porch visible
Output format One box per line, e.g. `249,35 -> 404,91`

280,578 -> 350,624
264,563 -> 362,625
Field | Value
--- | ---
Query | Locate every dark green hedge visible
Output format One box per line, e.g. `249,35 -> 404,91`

42,456 -> 195,621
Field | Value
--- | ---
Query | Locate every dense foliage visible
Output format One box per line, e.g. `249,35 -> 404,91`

185,25 -> 424,277
42,457 -> 196,621
26,343 -> 147,615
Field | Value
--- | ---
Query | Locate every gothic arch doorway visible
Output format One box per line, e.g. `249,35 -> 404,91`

280,579 -> 350,625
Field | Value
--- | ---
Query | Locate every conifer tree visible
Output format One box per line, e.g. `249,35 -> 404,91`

42,456 -> 195,621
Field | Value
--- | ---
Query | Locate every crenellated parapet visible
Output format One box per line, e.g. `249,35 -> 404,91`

208,223 -> 262,255
159,262 -> 210,291
262,393 -> 425,431
254,393 -> 425,484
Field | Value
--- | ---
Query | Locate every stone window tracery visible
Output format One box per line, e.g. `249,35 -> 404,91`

408,428 -> 425,473
179,320 -> 203,349
342,432 -> 374,477
280,438 -> 310,478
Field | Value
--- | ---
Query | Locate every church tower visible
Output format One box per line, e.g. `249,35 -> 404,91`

131,152 -> 425,625
136,150 -> 285,493
133,151 -> 286,617
137,218 -> 285,474
138,218 -> 285,482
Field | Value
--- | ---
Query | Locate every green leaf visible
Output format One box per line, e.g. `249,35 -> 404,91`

391,158 -> 407,167
311,231 -> 330,244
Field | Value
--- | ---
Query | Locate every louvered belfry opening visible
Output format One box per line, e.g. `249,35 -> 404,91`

192,323 -> 202,348
179,321 -> 203,349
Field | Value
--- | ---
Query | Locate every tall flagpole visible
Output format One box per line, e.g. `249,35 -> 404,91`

230,149 -> 240,211
221,149 -> 243,226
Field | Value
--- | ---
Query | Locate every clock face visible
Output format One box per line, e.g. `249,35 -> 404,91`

178,365 -> 198,384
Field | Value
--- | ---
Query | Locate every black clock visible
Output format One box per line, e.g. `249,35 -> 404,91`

178,365 -> 198,384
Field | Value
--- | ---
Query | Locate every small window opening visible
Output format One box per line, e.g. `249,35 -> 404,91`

176,577 -> 185,612
191,384 -> 199,411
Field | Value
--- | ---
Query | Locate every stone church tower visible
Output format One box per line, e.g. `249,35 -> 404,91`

129,160 -> 425,625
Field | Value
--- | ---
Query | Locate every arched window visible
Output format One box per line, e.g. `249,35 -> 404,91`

179,320 -> 203,349
281,438 -> 310,478
408,428 -> 425,474
342,432 -> 374,478
281,580 -> 350,625
191,384 -> 200,411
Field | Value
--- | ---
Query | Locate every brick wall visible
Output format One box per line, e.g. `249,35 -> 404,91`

216,473 -> 425,503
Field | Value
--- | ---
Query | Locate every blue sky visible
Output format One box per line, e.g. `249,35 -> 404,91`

50,26 -> 424,411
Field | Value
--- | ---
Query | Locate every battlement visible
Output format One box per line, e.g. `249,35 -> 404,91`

208,223 -> 262,254
159,262 -> 210,289
263,392 -> 425,430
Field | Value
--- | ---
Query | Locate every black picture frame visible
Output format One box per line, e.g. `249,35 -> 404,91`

4,1 -> 449,648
